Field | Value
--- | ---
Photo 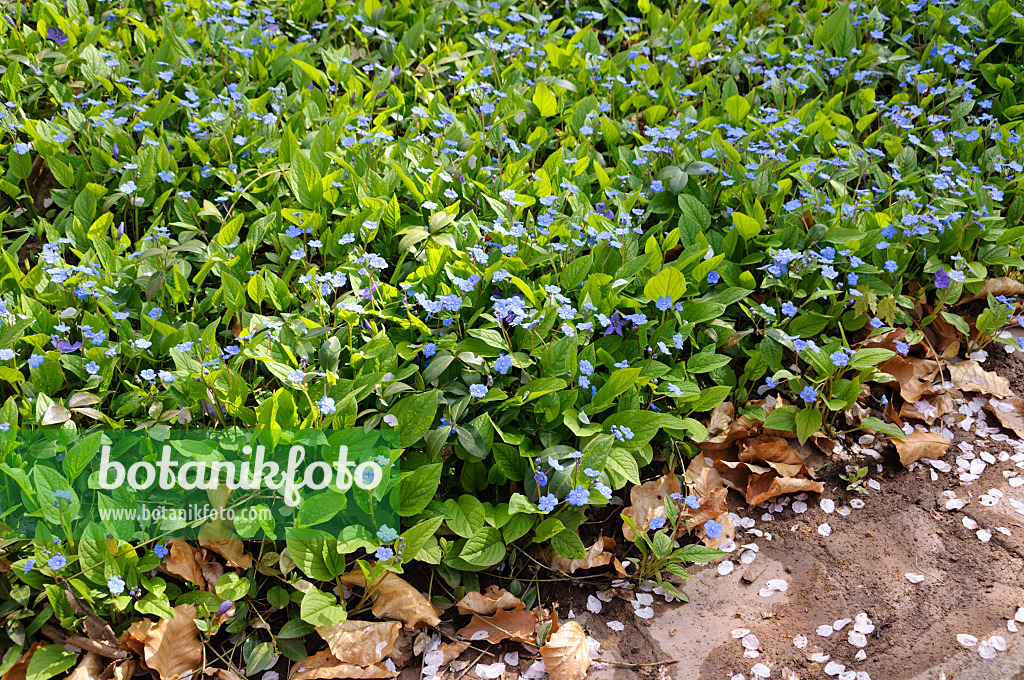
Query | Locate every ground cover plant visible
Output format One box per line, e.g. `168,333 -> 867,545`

0,0 -> 1023,677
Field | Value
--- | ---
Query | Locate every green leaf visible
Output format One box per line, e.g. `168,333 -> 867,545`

763,405 -> 798,433
795,407 -> 823,444
399,463 -> 442,517
592,368 -> 642,412
300,588 -> 347,627
388,390 -> 439,447
644,266 -> 687,304
675,544 -> 724,564
724,95 -> 751,121
732,212 -> 761,240
533,82 -> 558,117
26,646 -> 76,680
286,530 -> 346,581
296,492 -> 346,528
401,516 -> 445,562
551,529 -> 586,559
860,416 -> 906,439
459,527 -> 505,567
655,165 -> 688,194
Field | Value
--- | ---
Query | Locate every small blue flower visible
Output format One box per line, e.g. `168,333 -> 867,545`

108,575 -> 125,595
535,471 -> 548,486
23,559 -> 35,573
538,494 -> 558,513
649,517 -> 667,531
830,351 -> 849,368
684,495 -> 700,510
423,342 -> 436,358
799,385 -> 818,403
375,547 -> 395,561
377,525 -> 399,542
494,353 -> 512,375
704,520 -> 723,539
656,296 -> 673,311
154,544 -> 168,558
318,396 -> 336,415
566,485 -> 590,507
470,384 -> 487,398
48,554 -> 66,571
119,181 -> 137,194
707,271 -> 720,284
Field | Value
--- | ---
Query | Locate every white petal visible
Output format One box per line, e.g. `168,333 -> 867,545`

905,573 -> 925,583
957,634 -> 978,647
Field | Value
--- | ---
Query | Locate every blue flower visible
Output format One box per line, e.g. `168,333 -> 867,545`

535,471 -> 548,486
107,575 -> 126,595
28,354 -> 44,368
830,351 -> 849,367
470,384 -> 487,398
119,181 -> 137,193
895,341 -> 910,355
48,554 -> 66,571
781,302 -> 797,317
494,353 -> 512,374
566,485 -> 590,507
154,544 -> 168,558
684,495 -> 700,510
800,385 -> 818,403
649,517 -> 667,530
422,342 -> 436,358
375,547 -> 395,561
934,268 -> 950,289
377,525 -> 399,542
318,396 -> 336,415
704,520 -> 723,539
538,494 -> 558,512
23,559 -> 35,573
656,296 -> 673,311
579,359 -> 594,376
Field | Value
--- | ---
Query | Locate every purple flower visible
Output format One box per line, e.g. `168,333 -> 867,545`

50,336 -> 82,353
603,311 -> 628,336
46,27 -> 68,47
934,268 -> 949,289
217,600 -> 234,616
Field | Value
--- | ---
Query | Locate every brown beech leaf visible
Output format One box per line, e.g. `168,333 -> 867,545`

900,393 -> 954,425
707,402 -> 734,438
746,473 -> 824,506
288,650 -> 396,680
198,540 -> 253,569
698,416 -> 758,458
738,435 -> 811,477
621,473 -> 680,541
112,660 -> 138,680
456,585 -> 524,615
339,572 -> 440,630
118,620 -> 152,660
315,621 -> 401,666
948,360 -> 1012,399
457,604 -> 538,643
984,397 -> 1024,438
893,430 -> 951,467
878,355 -> 940,402
1,643 -> 42,680
163,540 -> 210,589
144,604 -> 203,680
437,641 -> 470,664
547,536 -> 616,574
956,277 -> 1024,305
539,621 -> 590,680
204,670 -> 247,680
65,647 -> 111,679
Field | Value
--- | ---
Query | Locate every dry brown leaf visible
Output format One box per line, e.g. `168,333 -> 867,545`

163,540 -> 210,590
1,643 -> 42,680
315,621 -> 401,666
948,360 -> 1012,399
339,572 -> 440,630
707,402 -> 734,438
66,652 -> 106,680
456,585 -> 524,616
204,670 -> 247,680
112,660 -> 138,680
457,604 -> 538,643
738,435 -> 811,478
698,416 -> 758,458
539,621 -> 590,680
144,604 -> 203,680
878,355 -> 940,402
746,473 -> 825,506
984,397 -> 1024,438
893,430 -> 952,467
899,393 -> 955,425
199,540 -> 253,569
955,277 -> 1024,305
621,473 -> 680,541
118,620 -> 152,660
437,641 -> 469,664
288,650 -> 396,680
547,536 -> 616,574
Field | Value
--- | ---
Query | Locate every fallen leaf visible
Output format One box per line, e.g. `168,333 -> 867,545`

315,621 -> 401,666
984,397 -> 1024,438
456,586 -> 524,616
457,604 -> 538,643
948,360 -> 1012,399
893,430 -> 951,467
547,536 -> 616,574
699,416 -> 758,457
621,473 -> 680,541
746,473 -> 824,506
955,277 -> 1024,305
288,650 -> 395,680
878,355 -> 939,402
67,652 -> 107,680
118,620 -> 152,659
339,572 -> 440,630
707,402 -> 735,438
438,641 -> 470,664
144,604 -> 203,680
112,660 -> 138,680
204,670 -> 247,680
738,435 -> 811,478
539,621 -> 590,680
163,540 -> 211,590
1,643 -> 42,680
199,540 -> 253,569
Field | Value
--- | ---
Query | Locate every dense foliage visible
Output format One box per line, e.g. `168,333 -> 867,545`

1,0 -> 1024,673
